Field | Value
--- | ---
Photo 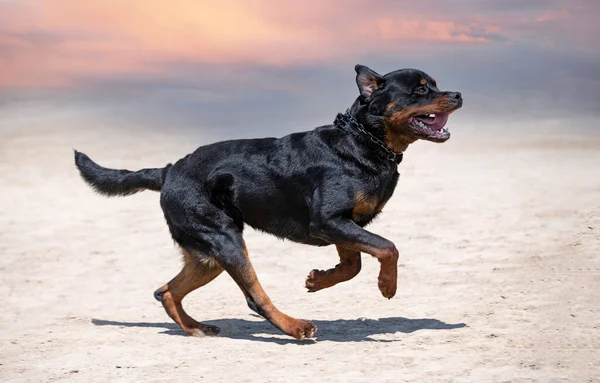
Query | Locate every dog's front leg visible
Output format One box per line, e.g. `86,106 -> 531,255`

309,219 -> 399,299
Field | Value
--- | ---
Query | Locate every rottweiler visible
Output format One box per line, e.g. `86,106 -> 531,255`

74,64 -> 462,340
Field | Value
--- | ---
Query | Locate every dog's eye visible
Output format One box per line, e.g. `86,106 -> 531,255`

414,87 -> 428,95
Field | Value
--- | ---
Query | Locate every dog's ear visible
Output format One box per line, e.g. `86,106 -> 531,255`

355,64 -> 384,99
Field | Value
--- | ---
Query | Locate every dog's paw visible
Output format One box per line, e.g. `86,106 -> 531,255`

305,269 -> 328,292
183,323 -> 220,337
378,274 -> 397,299
290,320 -> 317,340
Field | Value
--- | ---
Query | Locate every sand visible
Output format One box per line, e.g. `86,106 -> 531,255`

1,108 -> 599,382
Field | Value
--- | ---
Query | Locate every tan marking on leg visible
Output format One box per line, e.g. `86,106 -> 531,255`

336,242 -> 399,299
305,245 -> 361,292
230,242 -> 317,340
372,246 -> 399,299
155,249 -> 223,336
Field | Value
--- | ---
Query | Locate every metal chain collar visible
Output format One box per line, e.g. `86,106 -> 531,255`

334,112 -> 403,164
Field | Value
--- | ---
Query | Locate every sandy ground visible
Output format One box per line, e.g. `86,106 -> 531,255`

1,108 -> 599,382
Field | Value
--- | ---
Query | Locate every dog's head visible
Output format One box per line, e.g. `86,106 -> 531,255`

354,64 -> 462,152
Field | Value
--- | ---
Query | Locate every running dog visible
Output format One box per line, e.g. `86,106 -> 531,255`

74,64 -> 463,340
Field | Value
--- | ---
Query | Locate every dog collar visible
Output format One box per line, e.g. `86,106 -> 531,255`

333,112 -> 403,164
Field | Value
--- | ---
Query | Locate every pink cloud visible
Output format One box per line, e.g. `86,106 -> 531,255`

367,19 -> 490,43
0,0 -> 593,89
535,9 -> 570,22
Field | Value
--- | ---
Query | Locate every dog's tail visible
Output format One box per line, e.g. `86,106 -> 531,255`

74,150 -> 170,196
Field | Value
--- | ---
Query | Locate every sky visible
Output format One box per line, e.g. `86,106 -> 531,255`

1,0 -> 599,136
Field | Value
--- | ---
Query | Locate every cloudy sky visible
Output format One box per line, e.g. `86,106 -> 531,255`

1,0 -> 598,136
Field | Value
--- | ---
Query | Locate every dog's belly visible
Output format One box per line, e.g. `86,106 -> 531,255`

238,197 -> 329,247
250,221 -> 330,247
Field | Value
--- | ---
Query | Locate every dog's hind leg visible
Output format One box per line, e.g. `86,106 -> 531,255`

154,248 -> 223,336
214,233 -> 317,340
305,246 -> 361,292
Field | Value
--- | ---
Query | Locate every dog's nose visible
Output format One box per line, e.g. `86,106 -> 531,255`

449,92 -> 462,100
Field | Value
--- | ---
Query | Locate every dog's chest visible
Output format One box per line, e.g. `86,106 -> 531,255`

352,193 -> 383,223
351,188 -> 396,227
349,170 -> 399,225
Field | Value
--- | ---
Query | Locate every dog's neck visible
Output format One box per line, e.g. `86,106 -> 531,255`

347,98 -> 417,153
347,98 -> 381,136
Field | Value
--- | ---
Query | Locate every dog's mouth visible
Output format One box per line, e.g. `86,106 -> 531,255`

408,113 -> 451,142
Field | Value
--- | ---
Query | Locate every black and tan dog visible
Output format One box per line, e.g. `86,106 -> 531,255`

74,65 -> 462,340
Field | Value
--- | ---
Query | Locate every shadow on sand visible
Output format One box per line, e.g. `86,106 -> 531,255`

92,316 -> 466,345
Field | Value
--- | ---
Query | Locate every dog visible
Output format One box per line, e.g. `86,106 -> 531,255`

74,64 -> 462,340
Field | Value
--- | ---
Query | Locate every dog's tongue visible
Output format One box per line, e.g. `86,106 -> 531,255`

415,113 -> 450,130
431,113 -> 449,130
